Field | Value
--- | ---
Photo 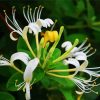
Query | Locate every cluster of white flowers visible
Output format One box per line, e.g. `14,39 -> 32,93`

2,6 -> 54,100
0,5 -> 100,100
61,39 -> 100,94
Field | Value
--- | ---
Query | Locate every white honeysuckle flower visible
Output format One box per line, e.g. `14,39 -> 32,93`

10,52 -> 30,65
0,52 -> 30,67
62,38 -> 96,67
4,6 -> 54,41
4,7 -> 23,41
70,60 -> 100,94
16,58 -> 39,100
23,5 -> 54,34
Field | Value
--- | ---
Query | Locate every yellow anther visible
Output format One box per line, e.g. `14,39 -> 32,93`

42,31 -> 58,47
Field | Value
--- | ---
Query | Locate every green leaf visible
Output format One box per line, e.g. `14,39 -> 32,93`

0,92 -> 15,100
17,35 -> 36,55
7,73 -> 23,91
59,88 -> 76,100
86,0 -> 95,22
67,34 -> 86,43
76,0 -> 85,16
32,67 -> 45,84
51,48 -> 61,60
47,62 -> 75,88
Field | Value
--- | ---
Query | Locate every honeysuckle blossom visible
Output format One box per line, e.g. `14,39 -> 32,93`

15,58 -> 39,100
0,52 -> 30,67
23,6 -> 54,34
4,6 -> 54,40
61,38 -> 96,67
70,60 -> 100,94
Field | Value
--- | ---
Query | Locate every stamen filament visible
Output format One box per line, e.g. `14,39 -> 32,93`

78,38 -> 88,50
46,72 -> 74,79
48,68 -> 76,73
85,47 -> 93,54
36,6 -> 41,20
38,6 -> 44,19
33,7 -> 38,22
23,6 -> 30,23
51,19 -> 57,31
87,49 -> 96,57
11,64 -> 23,74
27,5 -> 31,23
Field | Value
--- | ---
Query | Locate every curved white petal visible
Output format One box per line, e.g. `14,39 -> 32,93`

0,60 -> 11,66
44,19 -> 53,27
67,58 -> 80,68
10,31 -> 18,41
45,18 -> 54,25
10,52 -> 30,65
61,41 -> 72,51
28,23 -> 41,34
71,47 -> 78,53
74,52 -> 87,61
75,90 -> 83,95
24,58 -> 39,82
36,19 -> 47,28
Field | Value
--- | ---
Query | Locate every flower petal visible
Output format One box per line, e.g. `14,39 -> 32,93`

10,52 -> 30,65
61,41 -> 72,51
74,52 -> 87,61
28,23 -> 41,34
10,31 -> 18,41
0,60 -> 11,66
44,18 -> 54,27
67,58 -> 80,68
24,58 -> 39,82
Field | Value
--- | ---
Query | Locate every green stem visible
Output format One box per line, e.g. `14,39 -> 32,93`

11,64 -> 23,74
53,39 -> 79,63
48,68 -> 76,73
42,26 -> 64,69
46,72 -> 73,79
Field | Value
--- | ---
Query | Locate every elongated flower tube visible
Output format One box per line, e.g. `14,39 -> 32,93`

62,38 -> 96,67
16,58 -> 39,100
23,5 -> 54,34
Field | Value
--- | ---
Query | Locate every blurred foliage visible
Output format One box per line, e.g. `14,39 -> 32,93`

0,0 -> 100,100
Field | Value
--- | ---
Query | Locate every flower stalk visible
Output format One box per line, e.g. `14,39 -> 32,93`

42,26 -> 64,68
53,39 -> 79,63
